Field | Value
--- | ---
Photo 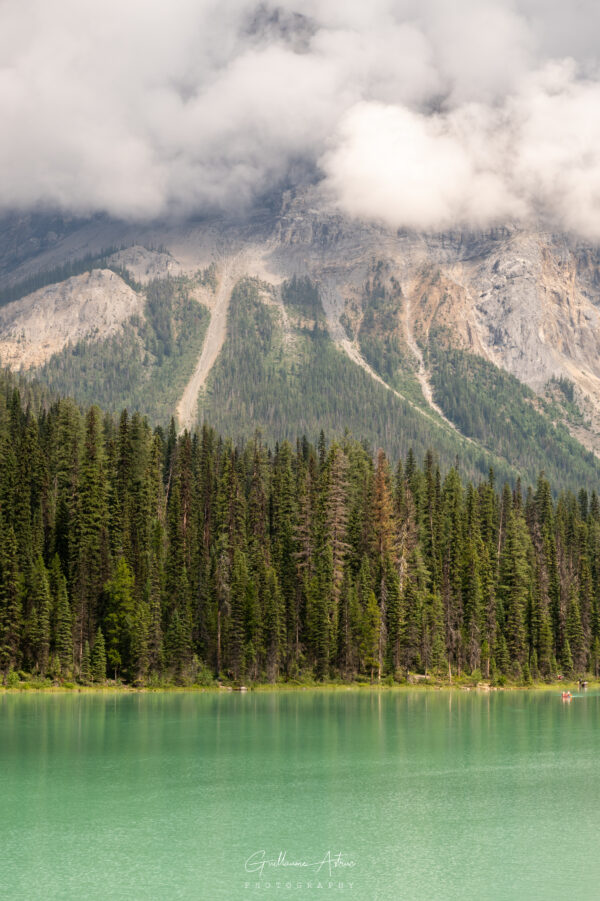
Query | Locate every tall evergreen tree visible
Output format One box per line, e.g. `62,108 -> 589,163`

72,406 -> 110,664
90,627 -> 106,683
29,556 -> 51,675
103,557 -> 135,679
50,555 -> 73,677
0,524 -> 22,676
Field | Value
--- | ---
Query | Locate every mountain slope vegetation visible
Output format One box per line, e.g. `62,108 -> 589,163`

1,200 -> 600,498
195,278 -> 600,493
34,276 -> 210,423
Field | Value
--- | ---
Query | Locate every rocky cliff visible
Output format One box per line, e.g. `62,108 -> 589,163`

2,191 -> 600,457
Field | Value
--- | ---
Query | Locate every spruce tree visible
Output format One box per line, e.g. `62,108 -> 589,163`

30,556 -> 51,675
146,520 -> 164,675
229,549 -> 249,680
384,558 -> 403,674
494,632 -> 510,675
50,555 -> 73,677
591,637 -> 600,677
73,406 -> 110,665
566,590 -> 586,674
561,638 -> 574,678
263,566 -> 284,682
90,628 -> 106,683
360,591 -> 381,683
164,481 -> 193,677
427,590 -> 447,675
103,557 -> 135,680
130,601 -> 150,684
440,468 -> 465,676
538,612 -> 554,679
0,524 -> 22,676
80,641 -> 91,684
498,509 -> 530,665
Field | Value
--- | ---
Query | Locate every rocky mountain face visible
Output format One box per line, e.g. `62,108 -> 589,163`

2,190 -> 600,478
272,192 -> 600,455
0,269 -> 142,369
401,229 -> 600,448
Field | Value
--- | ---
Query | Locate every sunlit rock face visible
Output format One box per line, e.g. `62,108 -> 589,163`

3,190 -> 600,450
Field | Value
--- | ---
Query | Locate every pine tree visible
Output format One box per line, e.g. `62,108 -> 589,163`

229,549 -> 249,680
130,600 -> 150,684
402,576 -> 422,672
566,589 -> 586,674
530,648 -> 539,681
164,609 -> 192,683
373,449 -> 396,565
463,532 -> 483,672
498,508 -> 530,665
271,442 -> 298,664
247,437 -> 270,570
72,406 -> 110,665
426,589 -> 447,675
373,450 -> 395,680
360,591 -> 381,682
561,637 -> 574,678
538,612 -> 554,679
30,556 -> 51,675
337,569 -> 354,677
90,628 -> 106,683
104,557 -> 135,680
50,398 -> 83,575
480,638 -> 491,680
80,641 -> 91,684
50,555 -> 73,677
263,566 -> 284,682
324,446 -> 350,610
0,524 -> 22,676
146,519 -> 164,675
384,558 -> 403,674
13,414 -> 44,577
494,632 -> 510,675
306,545 -> 333,680
440,468 -> 465,676
480,544 -> 496,673
591,637 -> 600,677
244,575 -> 262,681
164,481 -> 193,678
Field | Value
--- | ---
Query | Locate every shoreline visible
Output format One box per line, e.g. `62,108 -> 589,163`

0,679 -> 594,695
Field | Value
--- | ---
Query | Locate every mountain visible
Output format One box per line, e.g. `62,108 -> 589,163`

1,189 -> 600,492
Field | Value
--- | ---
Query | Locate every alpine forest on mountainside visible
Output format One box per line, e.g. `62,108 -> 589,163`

1,374 -> 599,689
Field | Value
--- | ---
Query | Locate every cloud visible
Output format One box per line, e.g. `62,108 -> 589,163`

321,63 -> 600,237
320,102 -> 523,232
1,0 -> 600,236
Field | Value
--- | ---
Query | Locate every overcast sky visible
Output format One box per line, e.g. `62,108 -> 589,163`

2,0 -> 600,236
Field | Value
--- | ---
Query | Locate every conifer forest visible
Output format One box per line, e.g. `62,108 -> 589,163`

1,375 -> 599,688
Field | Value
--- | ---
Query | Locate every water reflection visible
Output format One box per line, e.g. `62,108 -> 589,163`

2,689 -> 600,900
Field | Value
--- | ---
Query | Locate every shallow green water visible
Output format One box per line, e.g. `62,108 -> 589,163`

1,690 -> 599,901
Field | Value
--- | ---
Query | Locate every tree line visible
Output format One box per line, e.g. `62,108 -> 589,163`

1,383 -> 599,686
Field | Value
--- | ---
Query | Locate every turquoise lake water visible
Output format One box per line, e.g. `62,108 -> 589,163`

1,689 -> 600,900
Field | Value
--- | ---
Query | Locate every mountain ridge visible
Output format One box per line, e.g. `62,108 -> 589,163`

1,193 -> 600,491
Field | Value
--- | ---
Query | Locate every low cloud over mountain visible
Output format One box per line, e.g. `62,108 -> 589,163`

3,0 -> 600,236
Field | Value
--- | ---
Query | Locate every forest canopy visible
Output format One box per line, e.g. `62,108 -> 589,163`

0,374 -> 598,687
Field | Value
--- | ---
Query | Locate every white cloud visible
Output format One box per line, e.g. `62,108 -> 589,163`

1,0 -> 600,236
320,102 -> 523,231
321,61 -> 600,238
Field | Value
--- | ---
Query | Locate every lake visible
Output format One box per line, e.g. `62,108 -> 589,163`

1,689 -> 599,900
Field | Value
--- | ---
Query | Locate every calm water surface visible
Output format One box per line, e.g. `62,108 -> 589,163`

1,689 -> 600,900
